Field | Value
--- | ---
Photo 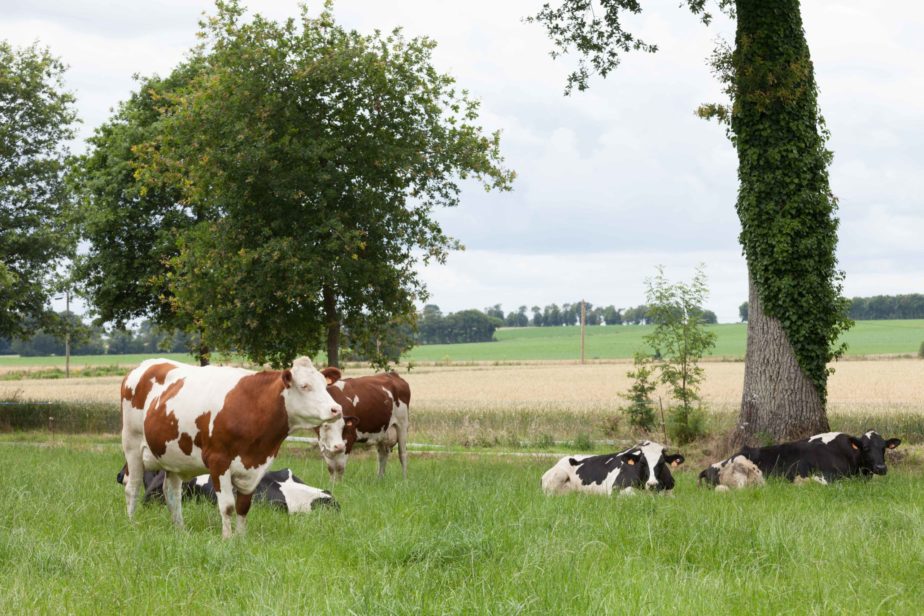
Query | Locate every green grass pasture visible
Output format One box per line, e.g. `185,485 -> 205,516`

0,320 -> 920,369
405,319 -> 924,362
1,438 -> 922,614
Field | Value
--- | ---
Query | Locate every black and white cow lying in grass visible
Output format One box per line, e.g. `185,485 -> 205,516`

116,466 -> 339,513
541,441 -> 684,495
698,454 -> 765,491
714,430 -> 901,485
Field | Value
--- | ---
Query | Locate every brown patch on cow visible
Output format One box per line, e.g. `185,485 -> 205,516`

322,367 -> 342,384
130,362 -> 178,410
120,376 -> 133,403
207,371 -> 289,473
143,378 -> 185,457
326,373 -> 410,441
235,492 -> 253,516
627,459 -> 635,465
178,432 -> 193,455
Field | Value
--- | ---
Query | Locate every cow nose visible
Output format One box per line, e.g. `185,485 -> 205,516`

331,404 -> 342,415
874,464 -> 887,474
331,443 -> 345,454
645,480 -> 659,490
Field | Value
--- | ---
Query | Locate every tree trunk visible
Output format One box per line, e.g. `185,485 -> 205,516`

732,273 -> 828,447
323,285 -> 339,368
730,0 -> 839,448
197,342 -> 210,367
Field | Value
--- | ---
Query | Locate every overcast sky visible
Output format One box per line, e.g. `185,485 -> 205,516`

3,1 -> 921,323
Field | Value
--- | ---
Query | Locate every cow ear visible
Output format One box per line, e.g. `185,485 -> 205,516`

666,453 -> 685,467
282,369 -> 293,388
624,452 -> 640,466
848,437 -> 862,451
886,438 -> 901,449
321,367 -> 342,385
344,415 -> 360,428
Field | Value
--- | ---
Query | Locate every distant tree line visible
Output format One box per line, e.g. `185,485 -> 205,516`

847,294 -> 924,320
417,305 -> 503,344
414,301 -> 720,346
738,294 -> 924,322
0,315 -> 197,357
485,302 -> 717,328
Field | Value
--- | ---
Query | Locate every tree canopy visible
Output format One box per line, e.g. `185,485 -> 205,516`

77,1 -> 513,368
0,41 -> 78,339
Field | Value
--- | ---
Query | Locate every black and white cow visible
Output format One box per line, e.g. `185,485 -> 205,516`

698,454 -> 765,491
117,466 -> 338,513
735,430 -> 901,484
541,441 -> 684,495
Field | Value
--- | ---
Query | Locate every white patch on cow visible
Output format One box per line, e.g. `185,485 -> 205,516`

808,432 -> 842,444
333,381 -> 346,391
352,395 -> 359,406
637,440 -> 667,489
193,475 -> 211,488
864,430 -> 878,439
382,386 -> 394,400
275,475 -> 333,514
541,454 -> 628,496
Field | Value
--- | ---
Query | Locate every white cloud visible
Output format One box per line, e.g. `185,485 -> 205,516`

3,0 -> 921,322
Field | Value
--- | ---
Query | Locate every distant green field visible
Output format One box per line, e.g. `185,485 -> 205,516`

0,320 -> 920,368
404,319 -> 924,362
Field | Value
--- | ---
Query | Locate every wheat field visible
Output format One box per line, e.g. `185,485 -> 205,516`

2,359 -> 921,415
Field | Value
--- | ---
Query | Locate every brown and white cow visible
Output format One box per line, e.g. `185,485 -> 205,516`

120,357 -> 342,538
318,367 -> 410,480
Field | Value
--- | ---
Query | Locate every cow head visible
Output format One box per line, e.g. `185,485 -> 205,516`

281,357 -> 342,428
316,415 -> 360,481
855,431 -> 901,475
631,441 -> 685,491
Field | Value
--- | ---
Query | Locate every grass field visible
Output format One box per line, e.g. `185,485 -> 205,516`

0,320 -> 921,371
404,319 -> 924,362
1,436 -> 922,614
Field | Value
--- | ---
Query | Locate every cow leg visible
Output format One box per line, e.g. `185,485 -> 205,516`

122,450 -> 145,519
397,418 -> 409,480
213,470 -> 236,539
163,472 -> 184,529
235,492 -> 253,536
376,440 -> 391,478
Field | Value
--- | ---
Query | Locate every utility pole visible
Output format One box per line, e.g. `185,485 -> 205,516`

580,298 -> 586,365
65,289 -> 71,378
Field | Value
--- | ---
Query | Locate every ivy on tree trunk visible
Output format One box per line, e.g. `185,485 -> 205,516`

731,0 -> 851,445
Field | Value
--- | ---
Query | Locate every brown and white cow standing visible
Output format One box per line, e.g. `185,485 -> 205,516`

318,367 -> 410,481
120,357 -> 342,538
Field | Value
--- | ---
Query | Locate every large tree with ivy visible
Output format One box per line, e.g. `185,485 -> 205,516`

531,0 -> 851,444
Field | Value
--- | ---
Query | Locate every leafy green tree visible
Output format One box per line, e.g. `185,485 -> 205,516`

0,41 -> 78,339
644,266 -> 716,444
701,309 -> 718,325
485,304 -> 506,321
73,64 -> 208,361
530,0 -> 850,443
79,2 -> 513,369
620,352 -> 657,431
739,301 -> 748,322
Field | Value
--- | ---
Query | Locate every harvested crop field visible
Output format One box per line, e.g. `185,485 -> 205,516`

2,359 -> 921,415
